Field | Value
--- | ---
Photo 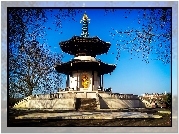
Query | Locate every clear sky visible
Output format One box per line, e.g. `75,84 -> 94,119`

41,8 -> 171,95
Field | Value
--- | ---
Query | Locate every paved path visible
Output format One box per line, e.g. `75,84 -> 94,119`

15,111 -> 162,119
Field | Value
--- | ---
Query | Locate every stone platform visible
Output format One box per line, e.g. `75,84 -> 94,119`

13,92 -> 146,110
15,111 -> 162,119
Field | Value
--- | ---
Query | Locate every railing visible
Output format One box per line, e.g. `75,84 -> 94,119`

98,93 -> 139,99
31,93 -> 76,99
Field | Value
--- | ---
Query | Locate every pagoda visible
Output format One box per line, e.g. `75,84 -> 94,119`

55,13 -> 116,93
13,13 -> 145,110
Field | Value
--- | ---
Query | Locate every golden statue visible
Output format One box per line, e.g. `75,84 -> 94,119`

82,13 -> 88,21
80,12 -> 90,23
81,73 -> 90,88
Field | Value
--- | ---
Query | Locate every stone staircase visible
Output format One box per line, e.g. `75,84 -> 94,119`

13,95 -> 32,109
76,98 -> 97,111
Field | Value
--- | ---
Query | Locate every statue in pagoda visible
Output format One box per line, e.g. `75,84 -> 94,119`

81,73 -> 90,88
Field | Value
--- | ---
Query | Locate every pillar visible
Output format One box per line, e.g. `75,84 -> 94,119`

99,74 -> 101,88
67,74 -> 70,87
77,70 -> 78,90
102,75 -> 103,90
66,76 -> 68,87
92,70 -> 94,91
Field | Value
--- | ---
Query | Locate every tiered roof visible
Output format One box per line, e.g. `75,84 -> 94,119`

60,36 -> 111,57
55,13 -> 116,75
55,59 -> 116,75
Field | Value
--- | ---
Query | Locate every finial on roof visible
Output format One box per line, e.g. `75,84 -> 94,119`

80,12 -> 90,38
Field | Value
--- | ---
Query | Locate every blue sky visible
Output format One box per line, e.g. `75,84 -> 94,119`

42,8 -> 171,95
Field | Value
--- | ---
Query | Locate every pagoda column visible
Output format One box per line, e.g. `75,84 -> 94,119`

92,70 -> 94,91
99,74 -> 101,89
66,77 -> 67,87
77,70 -> 79,91
102,75 -> 104,90
66,74 -> 69,87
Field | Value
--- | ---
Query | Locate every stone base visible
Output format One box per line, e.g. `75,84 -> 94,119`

13,92 -> 146,110
15,111 -> 162,119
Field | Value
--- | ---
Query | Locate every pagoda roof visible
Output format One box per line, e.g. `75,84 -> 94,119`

60,36 -> 111,56
54,59 -> 116,75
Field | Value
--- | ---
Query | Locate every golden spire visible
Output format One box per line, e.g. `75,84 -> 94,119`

80,12 -> 90,37
82,13 -> 88,21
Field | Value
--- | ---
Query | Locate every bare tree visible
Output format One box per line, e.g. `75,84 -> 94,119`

8,8 -> 65,98
9,39 -> 64,97
107,8 -> 171,64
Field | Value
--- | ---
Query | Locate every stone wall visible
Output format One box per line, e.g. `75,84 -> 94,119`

99,98 -> 142,109
13,92 -> 146,110
59,92 -> 97,98
28,99 -> 75,109
98,93 -> 145,109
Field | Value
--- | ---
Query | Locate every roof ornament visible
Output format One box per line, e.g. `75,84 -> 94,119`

80,12 -> 90,38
